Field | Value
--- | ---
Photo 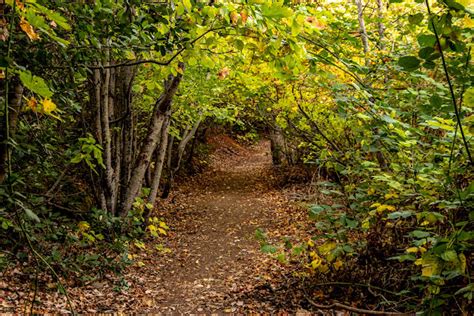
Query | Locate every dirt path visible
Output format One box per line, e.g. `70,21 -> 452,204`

125,137 -> 312,313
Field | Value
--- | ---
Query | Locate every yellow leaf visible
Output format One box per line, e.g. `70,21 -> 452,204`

137,261 -> 145,267
406,247 -> 418,253
459,253 -> 466,274
42,98 -> 57,113
384,193 -> 398,199
311,258 -> 322,269
148,224 -> 158,237
318,241 -> 336,255
125,50 -> 136,60
134,240 -> 146,249
361,219 -> 370,229
375,204 -> 396,214
78,221 -> 90,232
318,264 -> 329,273
307,239 -> 315,247
19,17 -> 40,41
158,228 -> 167,235
159,221 -> 169,230
422,265 -> 434,277
230,11 -> 240,25
421,257 -> 438,277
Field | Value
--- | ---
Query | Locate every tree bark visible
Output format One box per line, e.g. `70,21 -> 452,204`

376,0 -> 385,48
173,117 -> 202,175
147,110 -> 171,205
100,63 -> 115,214
356,0 -> 369,60
0,79 -> 23,183
119,71 -> 183,215
270,126 -> 284,166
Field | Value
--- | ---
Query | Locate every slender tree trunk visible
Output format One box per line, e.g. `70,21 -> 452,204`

376,0 -> 385,49
270,126 -> 284,166
119,71 -> 183,215
174,117 -> 202,175
119,67 -> 136,206
101,62 -> 116,214
93,68 -> 102,145
147,110 -> 171,205
0,80 -> 23,183
356,0 -> 369,62
161,135 -> 175,199
160,117 -> 201,199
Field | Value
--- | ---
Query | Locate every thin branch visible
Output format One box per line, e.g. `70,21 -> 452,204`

80,27 -> 226,70
425,0 -> 472,165
300,35 -> 367,87
305,295 -> 413,316
15,207 -> 76,314
3,0 -> 16,180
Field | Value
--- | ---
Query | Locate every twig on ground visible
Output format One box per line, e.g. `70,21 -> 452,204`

304,294 -> 414,316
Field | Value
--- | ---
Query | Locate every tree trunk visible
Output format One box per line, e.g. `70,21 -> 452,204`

173,117 -> 202,175
147,110 -> 171,205
376,0 -> 385,49
100,62 -> 116,214
0,79 -> 24,183
356,0 -> 369,60
161,135 -> 175,199
270,126 -> 284,166
119,71 -> 183,215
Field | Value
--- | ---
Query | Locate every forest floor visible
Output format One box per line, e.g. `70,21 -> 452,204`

2,136 -> 321,314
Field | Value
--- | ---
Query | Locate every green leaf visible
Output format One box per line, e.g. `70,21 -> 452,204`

25,208 -> 41,223
417,34 -> 436,47
463,87 -> 474,108
398,56 -> 421,71
455,283 -> 473,296
418,47 -> 435,59
18,70 -> 53,98
410,230 -> 430,238
261,244 -> 277,254
440,250 -> 457,262
430,94 -> 444,108
408,13 -> 424,25
262,5 -> 293,20
389,254 -> 416,262
32,3 -> 71,30
443,0 -> 465,11
388,211 -> 414,219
